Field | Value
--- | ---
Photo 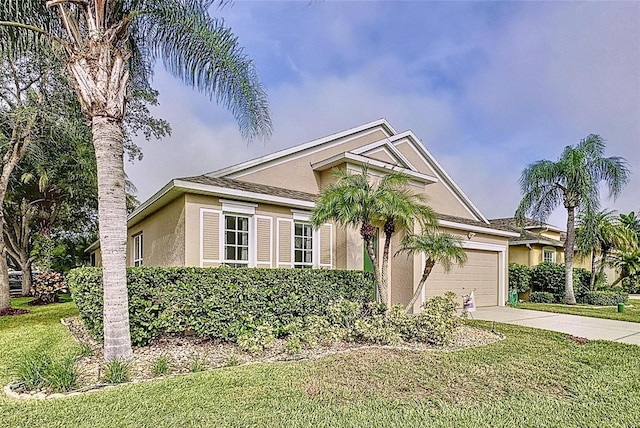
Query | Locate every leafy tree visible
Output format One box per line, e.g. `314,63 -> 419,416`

516,135 -> 629,304
576,209 -> 636,289
311,166 -> 434,304
396,230 -> 467,313
1,1 -> 271,360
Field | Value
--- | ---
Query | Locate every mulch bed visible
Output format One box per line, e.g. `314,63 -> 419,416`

0,307 -> 30,316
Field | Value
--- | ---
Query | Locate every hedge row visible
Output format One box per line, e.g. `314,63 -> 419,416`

68,267 -> 375,346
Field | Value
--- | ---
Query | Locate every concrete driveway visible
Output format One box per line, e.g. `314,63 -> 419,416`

470,306 -> 640,345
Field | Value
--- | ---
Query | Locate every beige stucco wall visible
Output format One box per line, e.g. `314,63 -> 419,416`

127,195 -> 186,267
232,129 -> 391,194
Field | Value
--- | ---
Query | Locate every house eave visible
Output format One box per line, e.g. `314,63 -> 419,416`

438,219 -> 521,238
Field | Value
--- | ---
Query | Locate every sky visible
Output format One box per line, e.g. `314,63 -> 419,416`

125,1 -> 640,229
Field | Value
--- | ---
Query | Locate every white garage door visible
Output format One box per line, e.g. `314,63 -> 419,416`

423,249 -> 499,307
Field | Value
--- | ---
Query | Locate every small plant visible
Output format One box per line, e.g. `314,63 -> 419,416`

529,291 -> 556,303
103,359 -> 130,384
189,355 -> 206,372
285,335 -> 302,355
224,353 -> 239,367
237,324 -> 276,356
77,343 -> 93,358
151,355 -> 171,375
14,351 -> 78,392
30,271 -> 68,304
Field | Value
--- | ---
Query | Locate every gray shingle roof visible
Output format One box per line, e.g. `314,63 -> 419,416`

178,175 -> 318,202
488,217 -> 565,246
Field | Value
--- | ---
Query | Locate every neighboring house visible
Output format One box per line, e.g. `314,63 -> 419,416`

88,119 -> 519,309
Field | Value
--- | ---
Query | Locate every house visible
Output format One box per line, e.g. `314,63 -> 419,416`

88,119 -> 519,309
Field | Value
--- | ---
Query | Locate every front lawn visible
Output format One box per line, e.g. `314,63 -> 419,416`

1,298 -> 640,427
518,299 -> 640,323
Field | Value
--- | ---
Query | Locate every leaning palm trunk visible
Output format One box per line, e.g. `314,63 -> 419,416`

365,238 -> 383,303
564,206 -> 577,305
405,259 -> 435,313
380,231 -> 392,306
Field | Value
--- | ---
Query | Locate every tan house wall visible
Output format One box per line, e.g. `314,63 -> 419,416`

233,129 -> 391,194
127,195 -> 186,267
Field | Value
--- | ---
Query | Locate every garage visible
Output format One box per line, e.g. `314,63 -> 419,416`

423,248 -> 502,307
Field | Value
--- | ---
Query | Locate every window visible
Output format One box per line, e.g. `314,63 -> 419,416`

543,248 -> 556,263
133,233 -> 143,266
294,222 -> 313,268
225,215 -> 249,267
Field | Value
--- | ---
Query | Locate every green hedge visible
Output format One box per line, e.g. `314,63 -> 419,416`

530,262 -> 591,302
68,267 -> 375,346
508,263 -> 531,293
577,290 -> 628,306
529,291 -> 555,304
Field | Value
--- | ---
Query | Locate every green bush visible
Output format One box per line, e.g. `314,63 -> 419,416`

509,264 -> 531,293
529,291 -> 555,303
68,267 -> 375,346
530,262 -> 592,302
622,277 -> 640,294
578,290 -> 628,306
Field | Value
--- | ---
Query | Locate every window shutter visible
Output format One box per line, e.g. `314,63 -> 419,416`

277,218 -> 293,267
202,210 -> 220,262
319,223 -> 333,268
256,216 -> 272,267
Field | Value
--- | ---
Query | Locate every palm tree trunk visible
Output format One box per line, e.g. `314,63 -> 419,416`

565,206 -> 577,305
380,231 -> 393,307
93,115 -> 132,361
365,238 -> 382,303
405,259 -> 435,313
589,250 -> 597,290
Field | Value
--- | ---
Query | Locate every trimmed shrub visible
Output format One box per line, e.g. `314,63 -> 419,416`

509,263 -> 531,293
578,290 -> 628,306
30,271 -> 68,304
68,267 -> 375,346
530,262 -> 592,302
622,277 -> 640,294
529,291 -> 555,304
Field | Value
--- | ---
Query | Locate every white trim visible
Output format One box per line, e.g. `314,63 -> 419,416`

291,210 -> 312,221
392,133 -> 489,223
222,212 -> 252,267
255,215 -> 273,267
311,152 -> 438,184
132,232 -> 143,267
221,199 -> 257,215
439,220 -> 520,238
352,139 -> 418,171
208,119 -> 397,178
199,208 -> 223,267
276,218 -> 294,267
173,180 -> 315,209
461,241 -> 508,307
542,246 -> 557,263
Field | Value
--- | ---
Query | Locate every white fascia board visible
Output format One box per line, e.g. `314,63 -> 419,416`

311,152 -> 438,184
207,119 -> 397,178
173,180 -> 315,209
351,139 -> 417,171
85,239 -> 100,253
439,219 -> 521,238
390,131 -> 490,224
127,179 -> 178,227
512,239 -> 564,247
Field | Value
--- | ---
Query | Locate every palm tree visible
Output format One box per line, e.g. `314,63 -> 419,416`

576,209 -> 636,289
396,230 -> 467,313
1,1 -> 271,360
310,166 -> 433,304
610,249 -> 640,287
619,211 -> 640,239
516,135 -> 629,304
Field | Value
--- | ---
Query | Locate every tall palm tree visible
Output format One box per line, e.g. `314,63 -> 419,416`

1,1 -> 271,360
610,249 -> 640,287
576,209 -> 636,289
516,135 -> 629,304
619,211 -> 640,239
396,230 -> 467,313
310,166 -> 433,304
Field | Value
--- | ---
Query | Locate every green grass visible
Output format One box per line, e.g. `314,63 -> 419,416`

518,298 -> 640,323
1,298 -> 640,427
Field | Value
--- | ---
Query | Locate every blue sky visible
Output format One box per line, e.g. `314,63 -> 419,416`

126,1 -> 640,228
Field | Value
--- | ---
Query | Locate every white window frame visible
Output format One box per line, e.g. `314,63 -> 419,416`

542,247 -> 556,263
223,214 -> 251,267
132,233 -> 143,266
294,221 -> 314,268
291,211 -> 320,268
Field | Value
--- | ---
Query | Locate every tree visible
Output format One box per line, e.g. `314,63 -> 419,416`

1,1 -> 271,360
396,230 -> 467,313
619,211 -> 640,239
610,249 -> 640,287
310,166 -> 433,304
516,135 -> 629,304
576,209 -> 636,289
